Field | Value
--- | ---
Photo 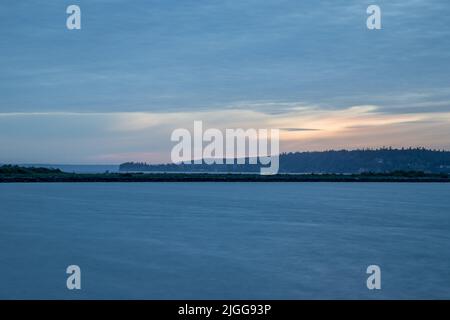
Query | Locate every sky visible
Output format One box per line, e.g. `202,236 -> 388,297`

1,0 -> 450,164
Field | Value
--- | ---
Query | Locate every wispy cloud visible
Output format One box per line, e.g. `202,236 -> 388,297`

280,128 -> 321,132
1,102 -> 449,163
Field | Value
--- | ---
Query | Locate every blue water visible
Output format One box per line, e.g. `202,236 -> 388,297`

0,183 -> 449,299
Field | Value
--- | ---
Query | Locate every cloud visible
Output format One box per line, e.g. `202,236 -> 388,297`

2,1 -> 450,114
280,128 -> 321,132
1,101 -> 449,163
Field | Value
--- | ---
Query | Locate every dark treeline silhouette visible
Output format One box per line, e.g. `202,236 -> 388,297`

120,148 -> 450,174
0,165 -> 449,182
0,165 -> 62,175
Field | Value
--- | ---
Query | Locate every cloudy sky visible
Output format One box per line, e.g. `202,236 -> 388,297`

1,0 -> 450,164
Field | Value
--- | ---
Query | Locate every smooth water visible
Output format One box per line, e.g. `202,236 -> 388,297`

1,183 -> 449,299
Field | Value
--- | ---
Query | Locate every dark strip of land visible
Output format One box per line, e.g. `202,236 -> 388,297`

0,166 -> 449,183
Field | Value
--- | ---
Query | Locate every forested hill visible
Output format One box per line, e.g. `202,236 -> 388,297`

120,148 -> 450,174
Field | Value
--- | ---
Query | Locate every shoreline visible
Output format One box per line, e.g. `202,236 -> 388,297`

1,172 -> 449,183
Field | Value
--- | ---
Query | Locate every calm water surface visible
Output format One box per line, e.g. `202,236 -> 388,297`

0,183 -> 449,299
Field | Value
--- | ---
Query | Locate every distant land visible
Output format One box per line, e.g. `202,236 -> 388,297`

120,148 -> 450,174
0,165 -> 449,183
2,148 -> 450,183
17,164 -> 120,174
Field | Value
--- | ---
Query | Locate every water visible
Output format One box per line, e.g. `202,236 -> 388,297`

0,183 -> 449,299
